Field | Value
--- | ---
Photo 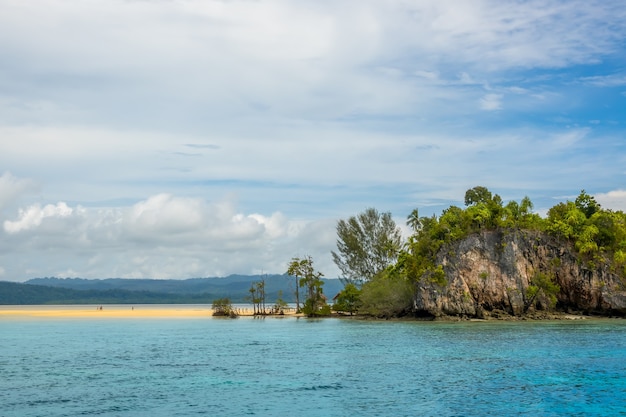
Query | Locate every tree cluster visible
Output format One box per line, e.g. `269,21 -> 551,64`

248,279 -> 267,315
330,208 -> 410,317
546,191 -> 626,271
286,256 -> 330,317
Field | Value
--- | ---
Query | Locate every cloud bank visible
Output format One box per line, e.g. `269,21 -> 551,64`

0,181 -> 336,279
1,1 -> 625,280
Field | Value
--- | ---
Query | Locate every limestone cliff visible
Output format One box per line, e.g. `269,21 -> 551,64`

413,230 -> 626,317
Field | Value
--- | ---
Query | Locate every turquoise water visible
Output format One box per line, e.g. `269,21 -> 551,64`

1,315 -> 625,416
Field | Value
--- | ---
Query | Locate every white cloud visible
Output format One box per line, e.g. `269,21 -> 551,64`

127,194 -> 206,237
547,128 -> 590,150
580,74 -> 626,87
595,190 -> 626,212
0,0 -> 624,128
396,1 -> 625,70
507,86 -> 529,94
414,70 -> 439,80
480,94 -> 503,110
0,193 -> 340,279
0,172 -> 37,211
248,212 -> 288,239
458,72 -> 478,85
4,202 -> 75,234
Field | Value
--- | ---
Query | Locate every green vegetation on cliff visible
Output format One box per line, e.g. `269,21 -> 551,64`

398,188 -> 625,286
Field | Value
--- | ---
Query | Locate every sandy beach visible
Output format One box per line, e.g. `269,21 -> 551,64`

0,305 -> 297,319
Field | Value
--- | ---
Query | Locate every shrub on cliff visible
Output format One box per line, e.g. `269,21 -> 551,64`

359,270 -> 413,318
546,190 -> 626,272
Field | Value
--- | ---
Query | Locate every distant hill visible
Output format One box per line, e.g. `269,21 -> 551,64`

0,281 -> 218,305
0,275 -> 344,305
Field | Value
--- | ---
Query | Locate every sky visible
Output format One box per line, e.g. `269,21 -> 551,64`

1,0 -> 625,282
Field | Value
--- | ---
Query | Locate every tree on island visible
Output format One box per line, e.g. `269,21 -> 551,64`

287,256 -> 329,317
287,257 -> 304,312
248,279 -> 266,315
332,207 -> 402,287
407,208 -> 421,233
332,283 -> 361,315
522,272 -> 561,314
212,298 -> 237,318
272,290 -> 289,314
359,270 -> 414,318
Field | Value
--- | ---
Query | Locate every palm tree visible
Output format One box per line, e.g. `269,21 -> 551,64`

407,208 -> 421,233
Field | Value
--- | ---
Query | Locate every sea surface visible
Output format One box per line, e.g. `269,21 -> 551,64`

1,308 -> 625,416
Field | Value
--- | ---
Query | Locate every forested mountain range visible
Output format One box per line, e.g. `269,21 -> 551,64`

1,275 -> 344,305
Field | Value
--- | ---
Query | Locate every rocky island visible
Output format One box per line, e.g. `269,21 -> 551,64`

332,187 -> 626,320
414,229 -> 626,318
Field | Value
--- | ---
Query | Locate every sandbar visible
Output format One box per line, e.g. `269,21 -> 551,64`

0,305 -> 286,319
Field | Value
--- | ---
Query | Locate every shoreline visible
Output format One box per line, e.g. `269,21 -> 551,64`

0,304 -> 302,319
1,305 -> 622,321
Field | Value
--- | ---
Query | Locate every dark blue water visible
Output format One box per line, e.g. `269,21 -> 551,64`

1,316 -> 625,416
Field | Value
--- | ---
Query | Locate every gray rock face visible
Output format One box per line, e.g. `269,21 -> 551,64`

413,230 -> 626,317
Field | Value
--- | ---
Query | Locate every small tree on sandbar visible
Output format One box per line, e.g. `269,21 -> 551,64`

212,298 -> 237,318
288,255 -> 329,317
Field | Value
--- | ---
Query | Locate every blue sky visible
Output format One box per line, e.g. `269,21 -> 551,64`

1,0 -> 625,281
